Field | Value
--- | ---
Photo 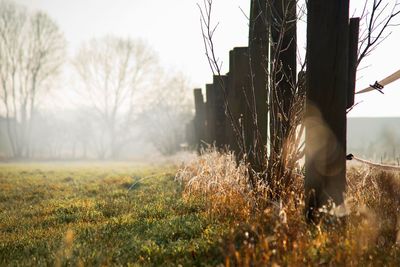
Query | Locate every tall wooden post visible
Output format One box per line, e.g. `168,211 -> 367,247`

205,83 -> 215,144
305,0 -> 350,219
247,0 -> 269,170
213,75 -> 228,148
347,18 -> 360,109
185,120 -> 195,148
226,47 -> 249,156
270,0 -> 297,155
193,88 -> 206,151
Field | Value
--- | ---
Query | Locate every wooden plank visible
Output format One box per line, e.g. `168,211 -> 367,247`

305,0 -> 349,220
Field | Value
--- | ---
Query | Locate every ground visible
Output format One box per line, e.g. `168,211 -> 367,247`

1,159 -> 400,266
0,162 -> 225,266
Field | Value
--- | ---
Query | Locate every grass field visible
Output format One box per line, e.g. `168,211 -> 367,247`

0,162 -> 226,266
1,157 -> 400,266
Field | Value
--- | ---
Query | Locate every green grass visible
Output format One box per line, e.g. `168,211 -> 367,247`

0,162 -> 226,266
5,159 -> 399,266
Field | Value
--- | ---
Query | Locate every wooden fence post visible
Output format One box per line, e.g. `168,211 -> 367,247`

347,18 -> 360,109
205,83 -> 215,145
193,88 -> 206,152
213,75 -> 228,148
247,0 -> 269,170
185,120 -> 195,148
270,0 -> 297,156
305,0 -> 349,220
226,47 -> 249,157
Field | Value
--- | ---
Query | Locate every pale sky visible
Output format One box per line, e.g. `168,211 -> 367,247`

14,0 -> 400,117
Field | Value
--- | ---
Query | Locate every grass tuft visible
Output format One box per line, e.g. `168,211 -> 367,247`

176,150 -> 400,266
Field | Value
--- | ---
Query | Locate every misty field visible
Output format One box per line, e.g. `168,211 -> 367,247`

0,162 -> 226,266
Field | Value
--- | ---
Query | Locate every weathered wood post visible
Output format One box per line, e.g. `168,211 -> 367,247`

226,47 -> 249,157
205,83 -> 215,145
193,88 -> 206,152
185,120 -> 195,148
347,18 -> 360,109
305,0 -> 350,219
213,75 -> 228,148
270,0 -> 297,156
247,0 -> 269,170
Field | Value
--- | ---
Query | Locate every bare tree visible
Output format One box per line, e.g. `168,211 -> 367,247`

73,36 -> 158,159
140,73 -> 193,155
0,0 -> 66,158
357,0 -> 400,66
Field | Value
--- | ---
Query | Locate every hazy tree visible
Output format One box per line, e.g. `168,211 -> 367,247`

0,0 -> 66,158
73,36 -> 157,159
140,73 -> 193,155
29,111 -> 69,159
28,108 -> 96,159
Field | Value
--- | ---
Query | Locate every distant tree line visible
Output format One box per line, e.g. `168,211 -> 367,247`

0,0 -> 193,160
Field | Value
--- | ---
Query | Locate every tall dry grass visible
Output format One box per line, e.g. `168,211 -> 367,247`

175,148 -> 253,220
176,150 -> 400,266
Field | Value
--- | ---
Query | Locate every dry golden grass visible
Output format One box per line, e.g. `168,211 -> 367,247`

176,149 -> 252,220
176,150 -> 400,266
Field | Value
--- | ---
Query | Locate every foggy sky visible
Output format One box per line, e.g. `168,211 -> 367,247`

13,0 -> 400,117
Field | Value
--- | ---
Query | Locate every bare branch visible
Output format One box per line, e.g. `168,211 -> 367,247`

358,0 -> 400,66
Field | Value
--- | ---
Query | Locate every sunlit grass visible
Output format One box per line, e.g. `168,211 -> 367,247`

0,162 -> 225,266
2,157 -> 400,266
177,150 -> 400,266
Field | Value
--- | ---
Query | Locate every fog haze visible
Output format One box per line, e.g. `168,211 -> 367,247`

1,0 -> 400,160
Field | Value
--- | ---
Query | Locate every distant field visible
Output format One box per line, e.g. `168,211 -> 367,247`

0,162 -> 225,266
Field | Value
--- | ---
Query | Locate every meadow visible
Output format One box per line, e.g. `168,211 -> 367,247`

1,156 -> 400,266
0,162 -> 226,266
